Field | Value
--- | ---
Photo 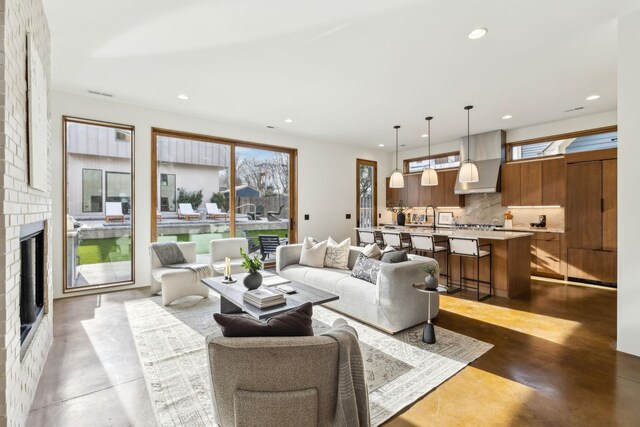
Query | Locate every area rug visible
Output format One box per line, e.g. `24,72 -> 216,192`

125,294 -> 492,426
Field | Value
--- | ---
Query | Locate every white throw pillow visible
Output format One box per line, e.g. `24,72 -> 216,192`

382,245 -> 396,254
361,243 -> 382,260
324,237 -> 351,269
299,237 -> 328,268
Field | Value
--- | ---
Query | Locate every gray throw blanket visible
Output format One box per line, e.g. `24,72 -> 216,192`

322,319 -> 370,427
152,242 -> 212,281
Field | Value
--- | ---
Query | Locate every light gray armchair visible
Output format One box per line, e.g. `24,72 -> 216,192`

206,320 -> 367,427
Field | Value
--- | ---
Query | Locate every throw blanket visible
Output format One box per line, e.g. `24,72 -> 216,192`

152,242 -> 187,266
322,319 -> 370,427
166,263 -> 212,282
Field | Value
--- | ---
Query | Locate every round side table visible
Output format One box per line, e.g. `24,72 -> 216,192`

412,284 -> 447,344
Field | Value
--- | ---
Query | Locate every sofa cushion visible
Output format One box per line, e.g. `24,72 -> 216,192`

213,302 -> 314,337
361,243 -> 381,260
381,250 -> 409,264
300,237 -> 327,268
280,265 -> 350,294
350,253 -> 384,284
324,237 -> 351,270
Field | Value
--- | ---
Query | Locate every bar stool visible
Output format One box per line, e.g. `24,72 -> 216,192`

358,230 -> 376,247
447,237 -> 492,301
410,234 -> 448,279
381,231 -> 408,251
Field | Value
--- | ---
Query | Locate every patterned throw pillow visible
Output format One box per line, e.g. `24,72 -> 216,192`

324,237 -> 351,269
351,253 -> 384,285
361,243 -> 382,260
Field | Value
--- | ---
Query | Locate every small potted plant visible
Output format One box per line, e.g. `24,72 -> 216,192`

386,200 -> 408,226
240,248 -> 263,290
422,264 -> 440,290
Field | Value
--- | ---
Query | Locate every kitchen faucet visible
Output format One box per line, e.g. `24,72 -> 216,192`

425,205 -> 436,231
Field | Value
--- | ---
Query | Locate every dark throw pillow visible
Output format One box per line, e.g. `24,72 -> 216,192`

380,249 -> 409,264
213,302 -> 314,337
152,242 -> 187,266
351,253 -> 384,284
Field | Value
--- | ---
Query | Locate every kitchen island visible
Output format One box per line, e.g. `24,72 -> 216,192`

357,226 -> 533,299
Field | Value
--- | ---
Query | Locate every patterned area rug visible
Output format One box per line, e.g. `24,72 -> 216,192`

125,294 -> 492,426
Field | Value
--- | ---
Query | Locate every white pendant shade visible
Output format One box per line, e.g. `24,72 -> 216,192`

421,167 -> 438,186
459,161 -> 479,183
389,170 -> 405,188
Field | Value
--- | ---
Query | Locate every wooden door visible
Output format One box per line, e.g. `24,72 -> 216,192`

602,159 -> 617,251
406,174 -> 421,207
520,161 -> 542,206
501,163 -> 521,206
566,161 -> 602,250
444,170 -> 465,207
542,158 -> 566,206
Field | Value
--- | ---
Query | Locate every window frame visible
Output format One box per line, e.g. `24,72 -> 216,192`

81,168 -> 103,213
507,125 -> 618,163
403,151 -> 460,174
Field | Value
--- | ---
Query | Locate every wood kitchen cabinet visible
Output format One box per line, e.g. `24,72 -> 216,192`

405,174 -> 421,207
385,177 -> 408,206
501,157 -> 566,206
565,149 -> 617,284
443,170 -> 465,207
530,232 -> 564,278
386,170 -> 464,208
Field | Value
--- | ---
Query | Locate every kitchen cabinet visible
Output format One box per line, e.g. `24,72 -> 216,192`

443,170 -> 465,207
501,158 -> 566,206
406,174 -> 421,207
530,232 -> 564,278
385,177 -> 408,206
565,149 -> 617,284
386,170 -> 464,209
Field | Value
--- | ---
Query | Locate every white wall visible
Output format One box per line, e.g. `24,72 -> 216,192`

617,10 -> 640,357
51,90 -> 390,298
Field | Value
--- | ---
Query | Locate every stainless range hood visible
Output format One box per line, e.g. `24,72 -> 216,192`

455,130 -> 506,194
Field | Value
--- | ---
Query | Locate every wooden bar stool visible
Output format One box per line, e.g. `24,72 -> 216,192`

410,234 -> 448,279
447,237 -> 492,301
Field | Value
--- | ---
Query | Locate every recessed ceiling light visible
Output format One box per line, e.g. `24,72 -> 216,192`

421,134 -> 429,138
586,94 -> 600,101
378,144 -> 385,147
177,94 -> 189,100
502,115 -> 513,120
468,27 -> 488,40
284,118 -> 293,123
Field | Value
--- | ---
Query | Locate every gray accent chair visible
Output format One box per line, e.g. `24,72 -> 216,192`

207,319 -> 362,427
276,244 -> 439,334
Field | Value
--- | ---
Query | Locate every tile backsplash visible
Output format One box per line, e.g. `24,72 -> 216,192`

409,192 -> 565,229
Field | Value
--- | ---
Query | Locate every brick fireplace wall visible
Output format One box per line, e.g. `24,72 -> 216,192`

0,0 -> 52,425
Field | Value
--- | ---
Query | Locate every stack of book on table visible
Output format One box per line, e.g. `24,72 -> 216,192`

243,288 -> 286,309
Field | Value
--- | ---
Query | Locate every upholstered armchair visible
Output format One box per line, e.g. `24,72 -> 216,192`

210,238 -> 250,276
206,319 -> 367,427
149,242 -> 210,305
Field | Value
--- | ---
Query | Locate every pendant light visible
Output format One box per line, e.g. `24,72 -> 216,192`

389,125 -> 405,188
421,116 -> 438,186
459,105 -> 479,183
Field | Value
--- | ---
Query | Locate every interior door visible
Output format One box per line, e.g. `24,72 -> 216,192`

357,159 -> 377,228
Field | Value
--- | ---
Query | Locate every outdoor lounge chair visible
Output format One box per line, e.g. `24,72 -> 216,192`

178,203 -> 201,221
267,204 -> 286,221
258,234 -> 286,260
206,203 -> 228,219
105,202 -> 125,223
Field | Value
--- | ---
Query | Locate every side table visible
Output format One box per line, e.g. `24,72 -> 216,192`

412,284 -> 447,344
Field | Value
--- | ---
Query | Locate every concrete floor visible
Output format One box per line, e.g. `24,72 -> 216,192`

27,280 -> 640,426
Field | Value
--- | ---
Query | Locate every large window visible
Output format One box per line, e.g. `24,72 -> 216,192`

151,129 -> 297,266
405,152 -> 460,173
64,117 -> 135,292
509,126 -> 617,161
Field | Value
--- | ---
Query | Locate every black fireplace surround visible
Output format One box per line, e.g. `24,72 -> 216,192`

20,221 -> 45,349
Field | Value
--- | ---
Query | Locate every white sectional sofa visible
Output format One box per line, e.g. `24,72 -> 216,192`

276,244 -> 439,334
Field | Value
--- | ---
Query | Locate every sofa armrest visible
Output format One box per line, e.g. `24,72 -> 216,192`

276,244 -> 303,274
377,258 -> 438,303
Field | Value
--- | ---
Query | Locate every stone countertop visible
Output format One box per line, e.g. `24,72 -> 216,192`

357,226 -> 533,241
494,226 -> 564,234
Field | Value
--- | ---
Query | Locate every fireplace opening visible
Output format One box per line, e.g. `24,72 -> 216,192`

20,221 -> 45,354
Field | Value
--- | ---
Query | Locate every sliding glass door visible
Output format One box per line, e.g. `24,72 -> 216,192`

151,129 -> 296,264
63,117 -> 135,291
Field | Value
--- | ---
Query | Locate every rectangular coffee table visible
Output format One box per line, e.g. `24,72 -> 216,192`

201,274 -> 339,320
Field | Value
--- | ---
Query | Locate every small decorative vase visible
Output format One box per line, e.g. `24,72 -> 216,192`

425,273 -> 439,290
243,271 -> 263,290
396,212 -> 406,226
504,219 -> 513,229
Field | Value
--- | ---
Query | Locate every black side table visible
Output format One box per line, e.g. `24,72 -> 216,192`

412,284 -> 447,344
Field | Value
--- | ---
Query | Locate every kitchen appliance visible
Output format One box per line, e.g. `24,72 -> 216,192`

455,130 -> 506,194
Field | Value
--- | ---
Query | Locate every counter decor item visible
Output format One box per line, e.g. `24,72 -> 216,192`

240,248 -> 263,290
437,211 -> 454,226
386,200 -> 408,226
503,211 -> 513,229
423,265 -> 440,290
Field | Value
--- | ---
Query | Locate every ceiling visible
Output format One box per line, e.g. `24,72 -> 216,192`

43,0 -> 640,150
